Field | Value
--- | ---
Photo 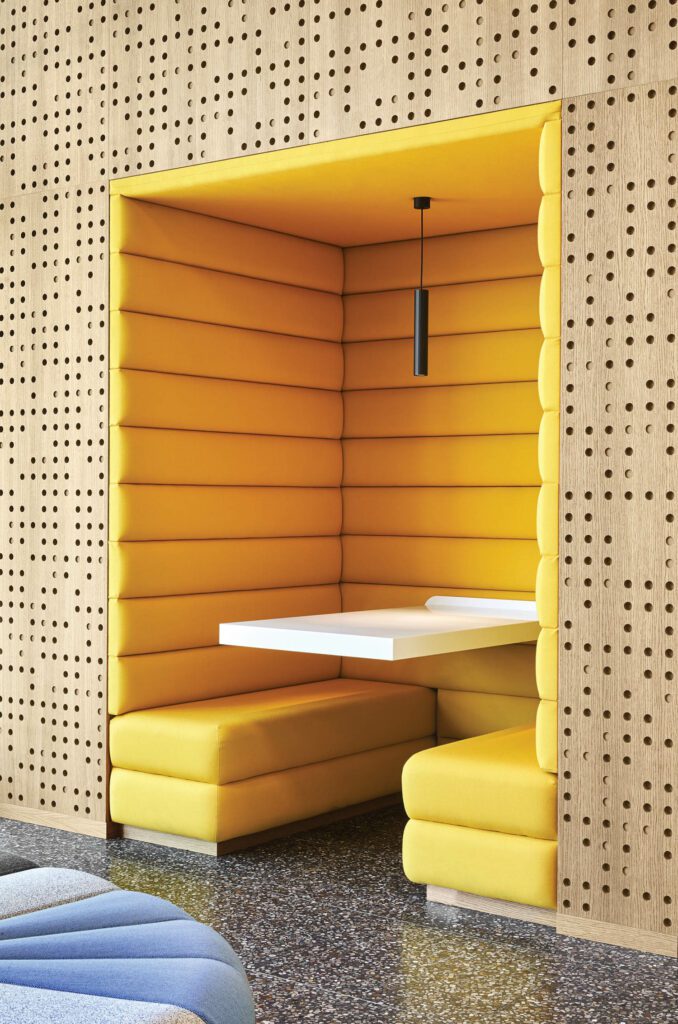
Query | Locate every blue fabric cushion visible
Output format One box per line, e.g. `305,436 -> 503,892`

0,957 -> 253,1024
0,919 -> 245,975
0,890 -> 191,940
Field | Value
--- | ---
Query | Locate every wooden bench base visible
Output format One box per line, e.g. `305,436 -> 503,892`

427,885 -> 556,927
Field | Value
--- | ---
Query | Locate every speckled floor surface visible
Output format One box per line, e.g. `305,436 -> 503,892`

0,809 -> 675,1023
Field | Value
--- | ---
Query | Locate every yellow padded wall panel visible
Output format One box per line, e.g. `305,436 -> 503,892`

539,265 -> 561,341
110,485 -> 342,542
536,556 -> 558,629
538,337 -> 560,412
342,276 -> 541,341
342,537 -> 539,592
403,820 -> 557,910
342,487 -> 538,539
111,195 -> 344,293
538,193 -> 561,269
343,330 -> 542,391
343,643 -> 537,697
535,627 -> 558,702
343,435 -> 539,487
109,584 -> 341,658
343,382 -> 542,438
342,225 -> 540,293
537,483 -> 559,556
536,699 -> 558,772
111,253 -> 343,341
539,119 -> 562,196
110,679 -> 435,785
110,738 -> 432,844
110,537 -> 342,599
437,690 -> 538,740
109,647 -> 341,715
341,583 -> 535,612
111,428 -> 343,487
538,411 -> 560,484
110,369 -> 343,438
111,311 -> 344,391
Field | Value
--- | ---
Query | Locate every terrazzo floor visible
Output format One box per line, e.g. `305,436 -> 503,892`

0,809 -> 675,1024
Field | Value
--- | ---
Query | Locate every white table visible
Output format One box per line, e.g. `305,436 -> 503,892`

219,596 -> 539,661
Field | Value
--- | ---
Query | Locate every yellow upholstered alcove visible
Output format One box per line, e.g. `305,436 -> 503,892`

108,101 -> 561,885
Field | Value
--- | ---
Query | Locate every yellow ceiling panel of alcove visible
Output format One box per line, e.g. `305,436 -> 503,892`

111,102 -> 561,247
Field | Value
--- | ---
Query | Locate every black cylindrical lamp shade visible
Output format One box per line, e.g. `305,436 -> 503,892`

414,287 -> 429,376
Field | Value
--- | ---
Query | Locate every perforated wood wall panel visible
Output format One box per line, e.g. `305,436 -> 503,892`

0,186 -> 109,833
0,0 -> 676,948
559,81 -> 678,954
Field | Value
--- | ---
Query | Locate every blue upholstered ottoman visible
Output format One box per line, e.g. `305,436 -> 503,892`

0,865 -> 255,1024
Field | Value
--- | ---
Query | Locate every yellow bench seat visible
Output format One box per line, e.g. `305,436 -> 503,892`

402,727 -> 557,909
110,678 -> 435,843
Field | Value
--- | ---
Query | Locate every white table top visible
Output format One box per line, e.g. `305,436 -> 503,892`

219,596 -> 539,661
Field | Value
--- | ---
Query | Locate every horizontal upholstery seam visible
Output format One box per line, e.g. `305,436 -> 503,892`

113,249 -> 343,298
343,270 -> 542,297
342,220 -> 538,253
111,303 -> 341,343
342,378 -> 538,393
111,365 -> 343,395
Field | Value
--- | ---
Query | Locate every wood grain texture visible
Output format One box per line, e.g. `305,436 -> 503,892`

428,886 -> 556,927
559,82 -> 678,942
557,915 -> 677,959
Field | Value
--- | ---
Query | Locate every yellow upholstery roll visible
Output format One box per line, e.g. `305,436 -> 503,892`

538,337 -> 560,412
537,483 -> 559,556
535,626 -> 558,701
341,583 -> 535,611
111,427 -> 343,487
342,536 -> 539,592
536,556 -> 558,629
342,487 -> 538,539
343,330 -> 541,391
109,647 -> 340,715
539,265 -> 561,341
111,253 -> 343,341
343,224 -> 540,293
536,698 -> 558,772
110,678 -> 435,785
111,195 -> 344,293
343,435 -> 539,487
111,310 -> 344,390
110,369 -> 343,438
344,643 -> 537,697
343,382 -> 542,438
403,819 -> 557,909
343,276 -> 541,342
109,583 -> 341,657
537,193 -> 561,269
402,727 -> 557,840
539,411 -> 559,484
110,738 -> 432,843
436,690 -> 538,740
539,118 -> 562,196
110,485 -> 341,541
110,537 -> 342,599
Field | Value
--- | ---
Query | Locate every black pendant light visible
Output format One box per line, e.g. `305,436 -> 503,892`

413,195 -> 430,377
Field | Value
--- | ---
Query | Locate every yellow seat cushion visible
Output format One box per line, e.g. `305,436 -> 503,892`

110,677 -> 435,786
111,738 -> 432,844
402,726 -> 556,840
403,819 -> 557,909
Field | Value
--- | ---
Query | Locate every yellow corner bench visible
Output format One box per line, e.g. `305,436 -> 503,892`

402,726 -> 557,913
110,678 -> 435,846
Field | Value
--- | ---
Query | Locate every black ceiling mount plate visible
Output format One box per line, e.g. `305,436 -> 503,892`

413,196 -> 431,210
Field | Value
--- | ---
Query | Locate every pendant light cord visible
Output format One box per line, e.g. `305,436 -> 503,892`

419,206 -> 424,290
